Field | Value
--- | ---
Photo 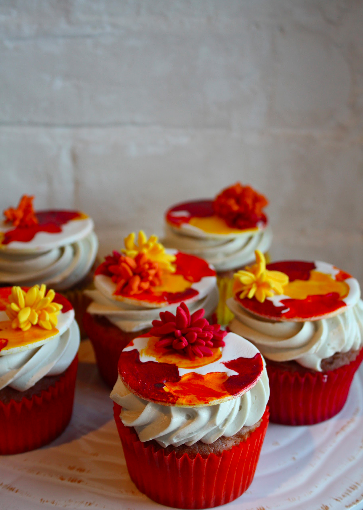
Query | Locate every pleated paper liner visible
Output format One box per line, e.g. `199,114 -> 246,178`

114,404 -> 269,509
0,355 -> 78,455
83,313 -> 144,388
267,347 -> 363,426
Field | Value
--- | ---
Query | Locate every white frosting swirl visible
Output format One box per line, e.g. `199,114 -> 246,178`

227,298 -> 363,371
110,364 -> 269,447
0,319 -> 80,391
0,232 -> 98,290
163,224 -> 272,272
85,285 -> 219,332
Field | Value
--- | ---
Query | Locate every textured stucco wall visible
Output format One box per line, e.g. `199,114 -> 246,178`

1,1 -> 363,282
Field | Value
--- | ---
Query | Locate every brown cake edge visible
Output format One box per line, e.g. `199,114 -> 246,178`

264,348 -> 361,373
134,417 -> 263,459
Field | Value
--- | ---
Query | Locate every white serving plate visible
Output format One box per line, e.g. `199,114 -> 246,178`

0,340 -> 362,510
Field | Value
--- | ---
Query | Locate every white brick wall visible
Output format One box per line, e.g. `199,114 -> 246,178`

1,1 -> 362,282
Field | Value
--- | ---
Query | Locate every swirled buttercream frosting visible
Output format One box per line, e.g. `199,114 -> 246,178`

0,197 -> 98,290
85,285 -> 219,332
163,223 -> 272,272
111,367 -> 269,447
228,299 -> 363,372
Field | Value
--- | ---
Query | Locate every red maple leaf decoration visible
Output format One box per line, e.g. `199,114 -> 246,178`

213,183 -> 268,229
149,302 -> 227,360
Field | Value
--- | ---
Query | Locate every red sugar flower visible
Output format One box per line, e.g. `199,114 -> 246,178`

102,250 -> 123,273
213,183 -> 268,229
3,195 -> 38,228
106,252 -> 162,296
150,302 -> 227,360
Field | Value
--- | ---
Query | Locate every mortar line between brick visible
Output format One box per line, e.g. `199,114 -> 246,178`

0,122 -> 361,142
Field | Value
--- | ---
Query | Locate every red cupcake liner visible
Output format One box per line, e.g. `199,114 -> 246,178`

114,403 -> 269,509
267,347 -> 363,425
83,312 -> 140,388
0,355 -> 78,455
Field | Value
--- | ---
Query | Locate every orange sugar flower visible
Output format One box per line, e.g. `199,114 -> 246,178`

3,195 -> 38,228
109,253 -> 163,296
213,183 -> 268,229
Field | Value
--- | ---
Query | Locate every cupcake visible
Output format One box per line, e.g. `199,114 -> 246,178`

0,284 -> 80,454
227,251 -> 363,425
0,195 -> 99,335
163,183 -> 272,325
111,302 -> 269,509
84,231 -> 219,388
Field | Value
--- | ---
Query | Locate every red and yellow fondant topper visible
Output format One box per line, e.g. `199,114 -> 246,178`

0,286 -> 73,354
119,304 -> 264,407
1,195 -> 91,250
95,231 -> 216,307
234,256 -> 360,322
165,183 -> 268,237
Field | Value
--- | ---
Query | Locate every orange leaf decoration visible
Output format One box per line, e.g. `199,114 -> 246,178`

108,252 -> 162,296
3,195 -> 38,228
213,183 -> 268,229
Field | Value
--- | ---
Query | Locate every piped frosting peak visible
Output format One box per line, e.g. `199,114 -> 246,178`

233,250 -> 289,303
149,302 -> 227,360
6,284 -> 63,331
3,195 -> 38,228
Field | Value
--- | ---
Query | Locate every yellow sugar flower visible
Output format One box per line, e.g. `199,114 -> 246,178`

122,231 -> 176,273
233,250 -> 289,303
6,285 -> 63,332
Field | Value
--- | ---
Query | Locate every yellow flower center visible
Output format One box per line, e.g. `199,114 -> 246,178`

5,285 -> 63,332
233,250 -> 289,303
122,231 -> 176,273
